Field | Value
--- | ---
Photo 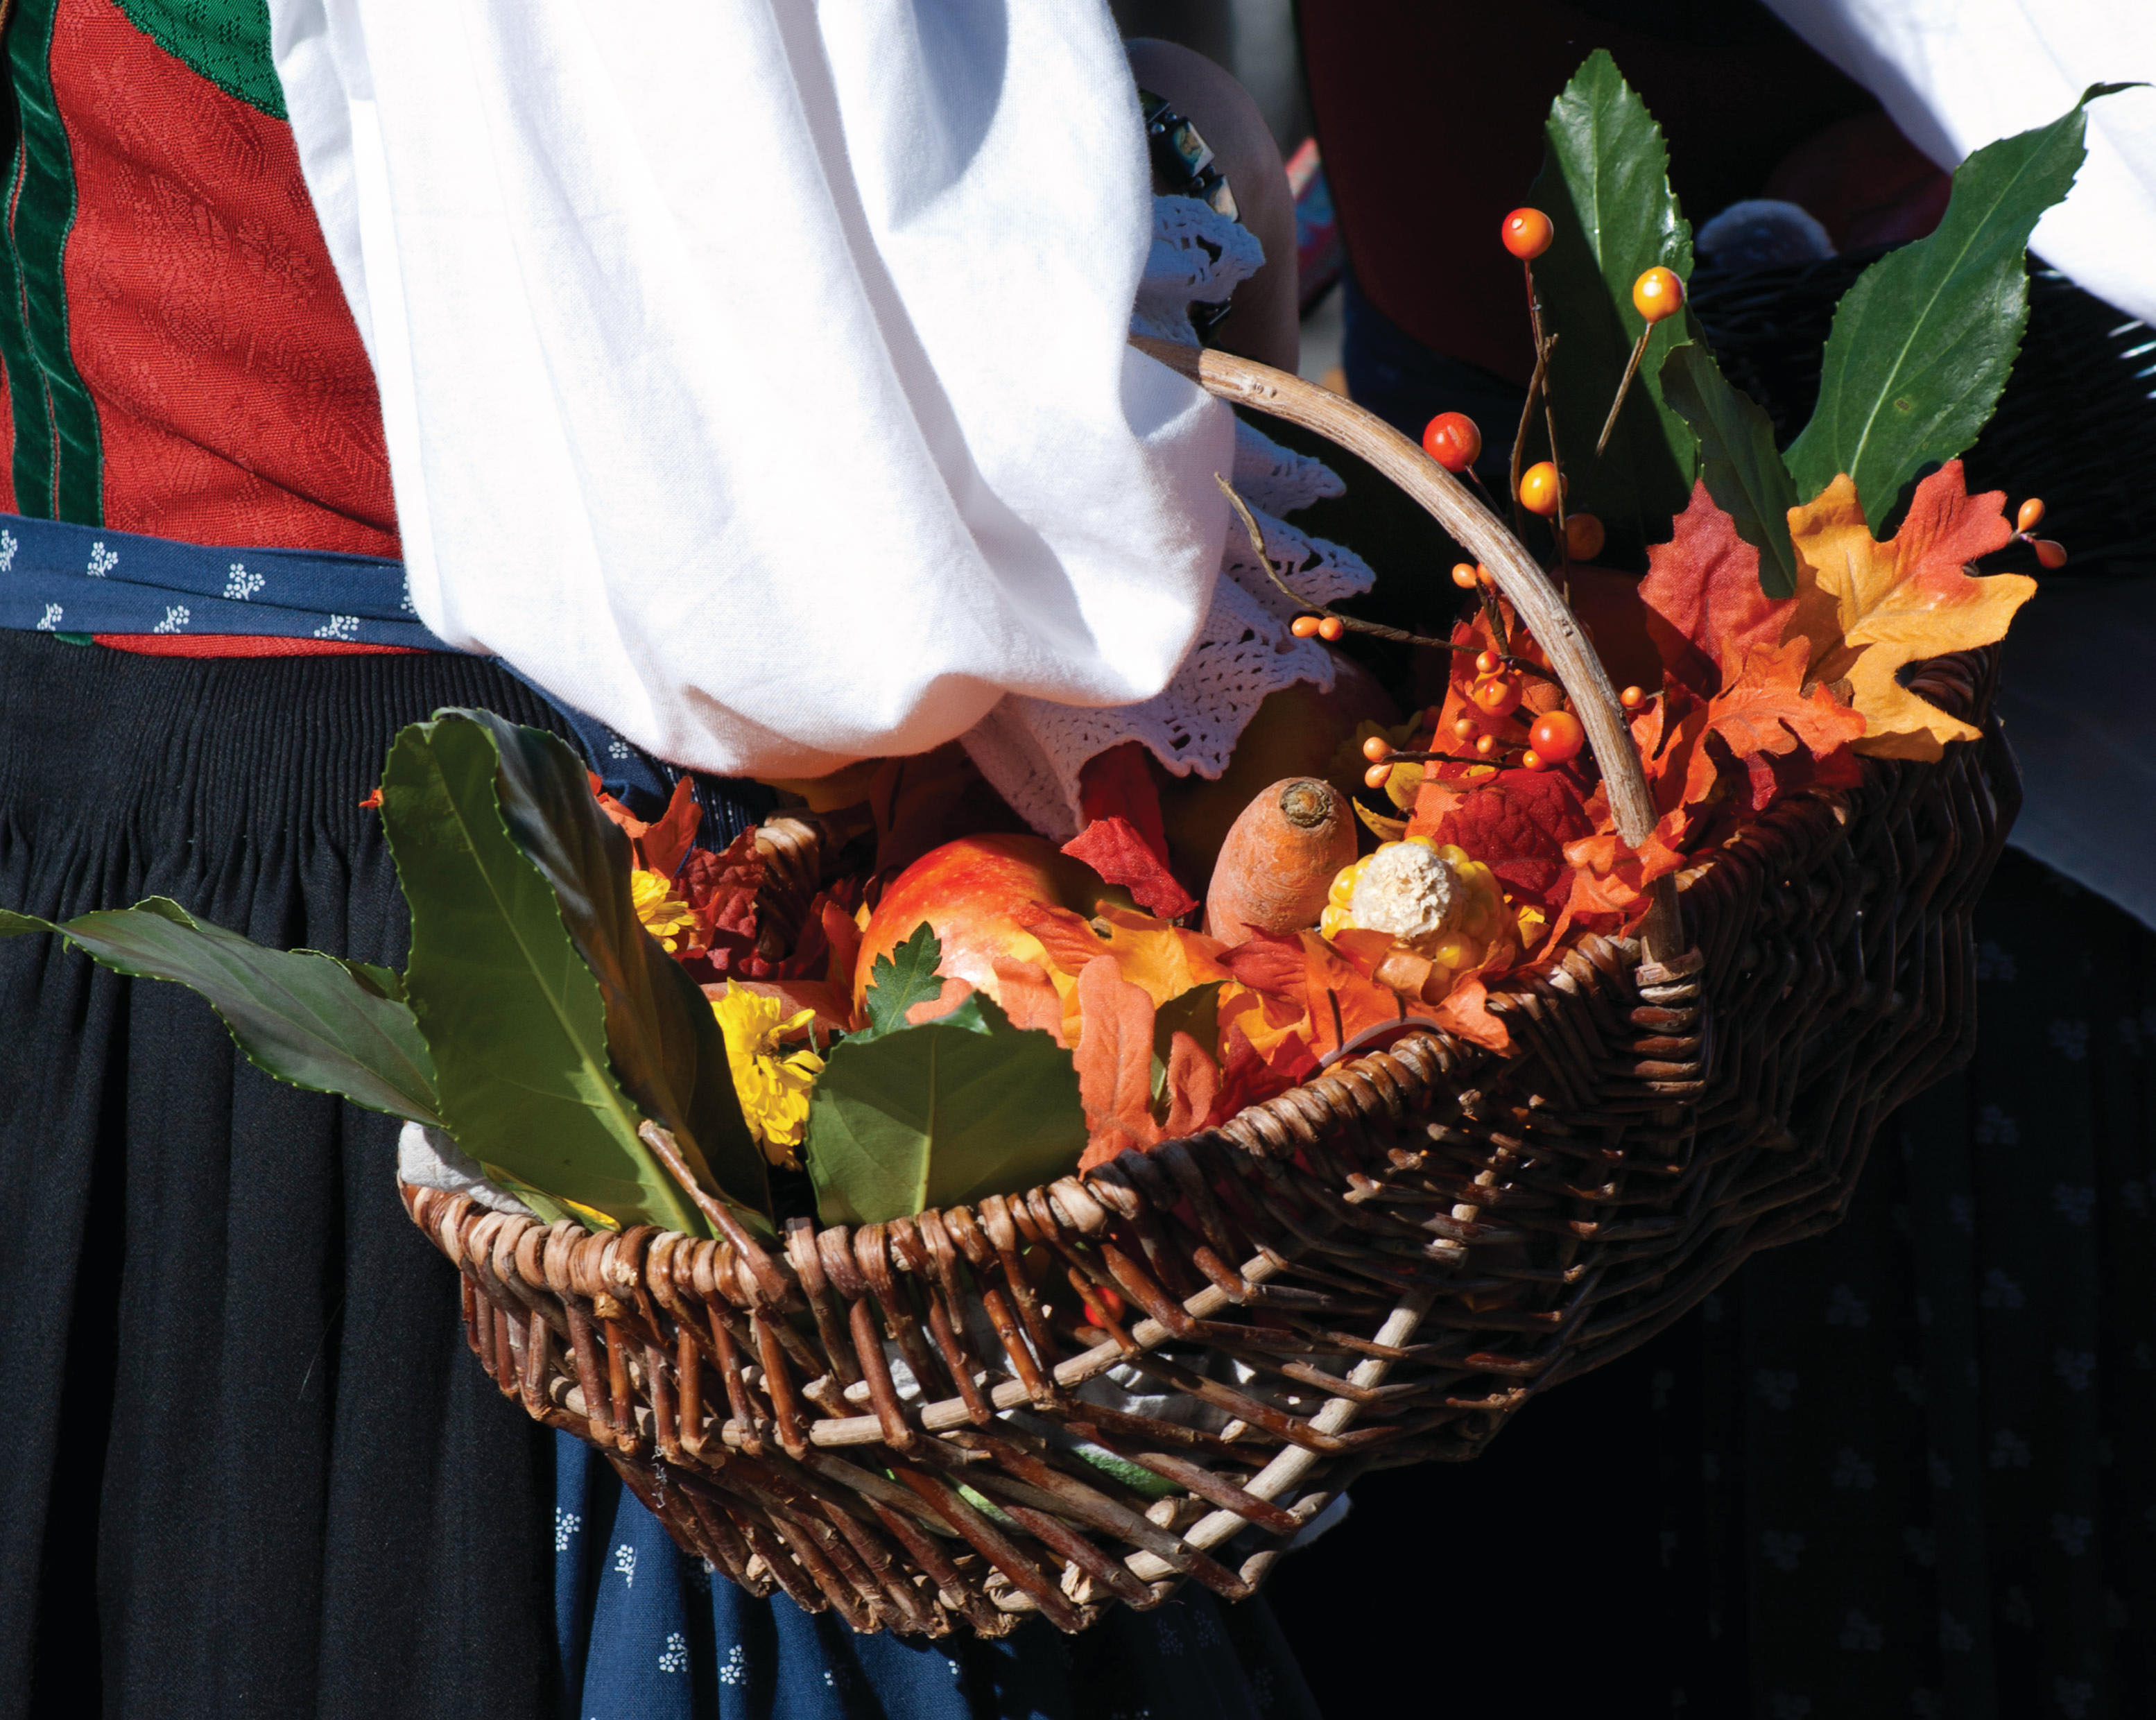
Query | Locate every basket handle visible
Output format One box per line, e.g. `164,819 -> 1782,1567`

1135,335 -> 1682,966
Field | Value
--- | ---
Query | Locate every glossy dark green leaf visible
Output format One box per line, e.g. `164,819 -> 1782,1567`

1524,49 -> 1696,551
807,978 -> 1087,1228
460,709 -> 767,1223
1659,341 -> 1800,596
0,897 -> 442,1126
379,712 -> 708,1235
1786,85 -> 2133,528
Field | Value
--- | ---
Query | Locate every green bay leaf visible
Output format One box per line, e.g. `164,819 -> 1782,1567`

1659,341 -> 1800,597
1786,85 -> 2135,528
1525,49 -> 1696,555
456,709 -> 766,1224
806,995 -> 1087,1227
379,712 -> 707,1235
0,897 -> 442,1126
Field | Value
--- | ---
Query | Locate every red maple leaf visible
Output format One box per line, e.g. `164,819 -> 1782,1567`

1076,741 -> 1171,865
1062,816 -> 1196,920
1639,482 -> 1796,698
1413,768 -> 1596,912
678,828 -> 764,972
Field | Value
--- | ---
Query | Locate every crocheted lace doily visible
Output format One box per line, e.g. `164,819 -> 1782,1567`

960,197 -> 1371,841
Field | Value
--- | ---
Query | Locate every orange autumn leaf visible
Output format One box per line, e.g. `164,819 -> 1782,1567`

1073,955 -> 1160,1166
991,956 -> 1070,1045
637,774 -> 703,880
1784,461 -> 2032,761
1021,902 -> 1227,1009
1705,639 -> 1868,775
1159,1031 -> 1221,1138
1301,931 -> 1410,1058
1429,970 -> 1510,1054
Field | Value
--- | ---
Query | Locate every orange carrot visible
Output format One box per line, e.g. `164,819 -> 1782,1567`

1202,777 -> 1356,945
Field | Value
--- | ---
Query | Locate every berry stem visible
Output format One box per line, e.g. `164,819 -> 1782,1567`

1508,328 -> 1551,540
1595,326 -> 1652,461
1522,265 -> 1570,569
1215,475 -> 1556,677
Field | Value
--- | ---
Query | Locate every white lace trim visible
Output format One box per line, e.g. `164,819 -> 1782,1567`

963,199 -> 1371,841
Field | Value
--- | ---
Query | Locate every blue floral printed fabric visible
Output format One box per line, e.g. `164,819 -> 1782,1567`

552,1436 -> 1319,1720
0,510 -> 441,649
0,508 -> 696,810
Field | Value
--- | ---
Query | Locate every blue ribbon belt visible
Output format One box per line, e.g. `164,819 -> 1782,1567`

0,510 -> 692,813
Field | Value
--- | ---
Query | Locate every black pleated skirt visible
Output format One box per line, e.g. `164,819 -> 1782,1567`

0,632 -> 571,1719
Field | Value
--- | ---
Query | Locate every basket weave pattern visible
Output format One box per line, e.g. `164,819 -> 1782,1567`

403,648 -> 2012,1638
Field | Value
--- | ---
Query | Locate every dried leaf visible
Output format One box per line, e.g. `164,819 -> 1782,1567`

1785,461 -> 2031,759
1639,481 -> 1796,696
1061,816 -> 1197,920
1211,1022 -> 1318,1125
1214,929 -> 1306,1000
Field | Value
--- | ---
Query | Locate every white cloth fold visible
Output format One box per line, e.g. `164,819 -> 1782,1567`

1763,0 -> 2156,322
268,0 -> 1234,778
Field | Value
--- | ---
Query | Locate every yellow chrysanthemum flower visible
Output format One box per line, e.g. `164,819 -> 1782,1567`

631,868 -> 699,952
709,981 -> 825,1167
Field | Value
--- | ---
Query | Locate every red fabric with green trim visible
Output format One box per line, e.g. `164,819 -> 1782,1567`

0,0 -> 400,655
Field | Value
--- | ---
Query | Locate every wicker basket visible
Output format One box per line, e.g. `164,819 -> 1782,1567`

402,349 -> 2019,1638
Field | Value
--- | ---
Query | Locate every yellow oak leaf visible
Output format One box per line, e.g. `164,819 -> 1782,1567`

1785,461 -> 2033,761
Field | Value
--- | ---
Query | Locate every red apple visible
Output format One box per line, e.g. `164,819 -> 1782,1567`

853,834 -> 1125,1009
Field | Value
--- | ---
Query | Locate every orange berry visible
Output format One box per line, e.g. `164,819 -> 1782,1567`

1528,708 -> 1585,764
1451,562 -> 1480,590
1364,762 -> 1395,790
1361,734 -> 1393,763
1470,676 -> 1522,720
1317,614 -> 1345,641
1632,266 -> 1684,323
2017,497 -> 2045,533
1451,716 -> 1478,741
1501,207 -> 1553,261
1290,614 -> 1321,638
1519,461 -> 1562,517
2034,539 -> 2068,569
1474,648 -> 1501,676
1619,685 -> 1647,710
1422,411 -> 1483,474
1475,563 -> 1495,588
1521,750 -> 1546,772
1563,513 -> 1605,560
1474,734 -> 1497,757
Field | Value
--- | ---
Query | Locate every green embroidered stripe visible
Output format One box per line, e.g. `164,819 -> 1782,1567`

115,0 -> 284,119
1,0 -> 101,524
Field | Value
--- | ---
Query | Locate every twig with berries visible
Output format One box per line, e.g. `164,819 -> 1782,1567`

1215,476 -> 1551,672
1596,266 -> 1684,460
2015,497 -> 2068,569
